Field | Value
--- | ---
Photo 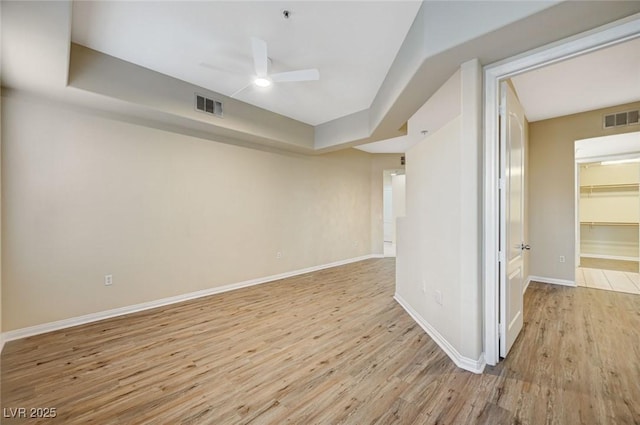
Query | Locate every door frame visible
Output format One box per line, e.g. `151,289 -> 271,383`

483,15 -> 640,366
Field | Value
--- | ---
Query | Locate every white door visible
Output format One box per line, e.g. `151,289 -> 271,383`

500,82 -> 528,357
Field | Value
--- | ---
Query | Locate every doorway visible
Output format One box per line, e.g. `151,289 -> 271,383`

575,136 -> 640,294
382,169 -> 406,258
483,20 -> 640,366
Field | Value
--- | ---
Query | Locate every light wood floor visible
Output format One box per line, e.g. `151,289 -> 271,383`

577,262 -> 640,295
3,259 -> 640,424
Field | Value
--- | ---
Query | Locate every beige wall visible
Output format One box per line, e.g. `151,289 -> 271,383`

528,101 -> 640,281
1,93 -> 375,331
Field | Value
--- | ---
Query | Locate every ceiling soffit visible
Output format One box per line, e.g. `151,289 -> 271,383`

3,1 -> 640,154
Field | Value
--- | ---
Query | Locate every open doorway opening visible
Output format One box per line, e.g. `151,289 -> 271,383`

575,132 -> 640,294
382,169 -> 406,257
483,19 -> 640,366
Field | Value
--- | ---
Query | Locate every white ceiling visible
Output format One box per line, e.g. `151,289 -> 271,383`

71,1 -> 422,126
357,34 -> 640,153
5,1 -> 639,154
576,131 -> 640,161
511,36 -> 640,122
357,68 -> 461,153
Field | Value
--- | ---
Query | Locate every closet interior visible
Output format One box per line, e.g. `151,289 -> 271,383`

577,159 -> 640,294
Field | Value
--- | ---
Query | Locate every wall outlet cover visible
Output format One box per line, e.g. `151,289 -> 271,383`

435,290 -> 443,305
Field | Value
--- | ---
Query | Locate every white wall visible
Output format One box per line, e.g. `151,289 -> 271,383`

1,93 -> 375,331
580,224 -> 639,259
391,174 -> 406,245
370,156 -> 405,254
383,172 -> 393,242
397,115 -> 464,345
382,171 -> 406,246
395,59 -> 483,372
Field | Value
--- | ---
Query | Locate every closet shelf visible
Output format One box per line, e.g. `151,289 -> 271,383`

580,221 -> 639,226
580,183 -> 639,190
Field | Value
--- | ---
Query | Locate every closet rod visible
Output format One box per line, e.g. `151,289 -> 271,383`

580,222 -> 639,226
580,183 -> 639,190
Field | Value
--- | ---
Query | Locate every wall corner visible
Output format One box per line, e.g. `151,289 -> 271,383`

459,58 -> 484,360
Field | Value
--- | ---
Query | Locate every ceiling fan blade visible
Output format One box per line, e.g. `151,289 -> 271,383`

199,62 -> 218,71
230,81 -> 253,98
271,69 -> 320,83
251,37 -> 269,77
199,62 -> 236,75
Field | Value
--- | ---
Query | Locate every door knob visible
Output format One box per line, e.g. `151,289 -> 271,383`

521,243 -> 531,250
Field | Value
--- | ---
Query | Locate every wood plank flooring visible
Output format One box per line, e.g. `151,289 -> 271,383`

2,259 -> 640,424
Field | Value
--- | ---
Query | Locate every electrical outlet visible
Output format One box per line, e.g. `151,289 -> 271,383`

435,290 -> 443,306
559,256 -> 566,263
276,251 -> 282,259
353,241 -> 359,248
104,274 -> 113,286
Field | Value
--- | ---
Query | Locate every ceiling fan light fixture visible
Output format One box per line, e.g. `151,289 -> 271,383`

254,77 -> 272,88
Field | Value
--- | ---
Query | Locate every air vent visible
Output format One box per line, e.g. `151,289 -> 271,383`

195,94 -> 223,117
603,109 -> 639,129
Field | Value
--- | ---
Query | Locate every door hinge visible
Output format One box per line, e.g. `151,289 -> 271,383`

499,104 -> 506,117
498,326 -> 502,338
498,251 -> 505,263
498,178 -> 505,190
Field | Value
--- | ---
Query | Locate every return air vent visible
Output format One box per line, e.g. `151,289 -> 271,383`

195,94 -> 223,117
603,109 -> 639,129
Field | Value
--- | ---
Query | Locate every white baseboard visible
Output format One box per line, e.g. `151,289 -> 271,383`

580,253 -> 639,262
3,254 -> 378,343
528,275 -> 576,287
394,293 -> 485,374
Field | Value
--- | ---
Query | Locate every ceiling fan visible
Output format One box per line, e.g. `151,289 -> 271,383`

224,37 -> 320,97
